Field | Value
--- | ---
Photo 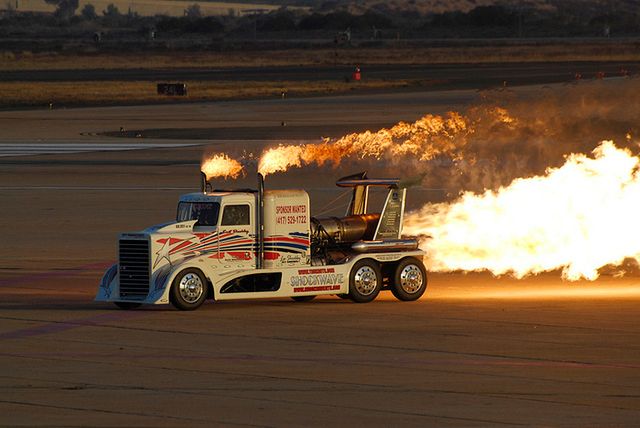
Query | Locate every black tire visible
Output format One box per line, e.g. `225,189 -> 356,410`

348,259 -> 382,303
170,268 -> 208,311
114,301 -> 141,310
391,257 -> 427,301
291,295 -> 316,302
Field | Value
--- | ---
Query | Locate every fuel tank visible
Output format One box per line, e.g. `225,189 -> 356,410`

311,213 -> 380,244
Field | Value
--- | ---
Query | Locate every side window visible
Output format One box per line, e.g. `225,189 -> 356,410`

193,203 -> 218,226
221,205 -> 250,226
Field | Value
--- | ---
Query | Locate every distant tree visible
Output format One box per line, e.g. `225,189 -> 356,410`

156,16 -> 183,32
157,15 -> 223,34
298,13 -> 327,30
46,0 -> 79,20
356,11 -> 393,29
103,3 -> 119,16
258,10 -> 296,32
184,4 -> 201,19
467,5 -> 514,27
186,16 -> 223,33
102,3 -> 121,26
323,11 -> 354,30
298,11 -> 354,30
430,11 -> 467,27
81,3 -> 97,20
369,3 -> 393,16
317,1 -> 338,13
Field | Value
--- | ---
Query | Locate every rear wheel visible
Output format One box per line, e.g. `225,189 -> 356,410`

170,268 -> 208,311
348,259 -> 382,303
114,301 -> 141,310
291,295 -> 316,302
391,257 -> 427,301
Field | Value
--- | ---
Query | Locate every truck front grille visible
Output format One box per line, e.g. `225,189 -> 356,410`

119,238 -> 150,299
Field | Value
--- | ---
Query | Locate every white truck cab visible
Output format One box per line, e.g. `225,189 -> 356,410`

97,172 -> 427,310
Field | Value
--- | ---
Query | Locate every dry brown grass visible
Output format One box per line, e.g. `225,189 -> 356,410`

343,0 -> 552,14
2,43 -> 638,72
1,41 -> 634,107
0,79 -> 428,108
11,0 -> 289,16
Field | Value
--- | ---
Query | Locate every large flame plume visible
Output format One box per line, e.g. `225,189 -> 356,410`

257,111 -> 491,175
404,141 -> 640,281
201,153 -> 245,180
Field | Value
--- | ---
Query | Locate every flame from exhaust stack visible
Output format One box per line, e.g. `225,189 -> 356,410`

256,111 -> 498,175
201,153 -> 245,180
403,141 -> 640,281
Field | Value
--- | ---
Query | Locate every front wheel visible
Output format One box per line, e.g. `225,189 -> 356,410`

391,257 -> 427,301
348,259 -> 382,303
170,268 -> 208,311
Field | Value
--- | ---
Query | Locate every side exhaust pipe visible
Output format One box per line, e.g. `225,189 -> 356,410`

257,173 -> 265,269
351,239 -> 419,253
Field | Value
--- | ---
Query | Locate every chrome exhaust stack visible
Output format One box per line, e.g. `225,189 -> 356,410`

200,171 -> 211,194
256,173 -> 265,269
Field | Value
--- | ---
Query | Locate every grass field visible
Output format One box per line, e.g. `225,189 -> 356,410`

8,0 -> 287,16
1,42 -> 638,72
0,78 -> 428,108
0,41 -> 635,108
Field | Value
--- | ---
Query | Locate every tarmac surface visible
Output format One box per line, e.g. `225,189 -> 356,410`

1,83 -> 640,426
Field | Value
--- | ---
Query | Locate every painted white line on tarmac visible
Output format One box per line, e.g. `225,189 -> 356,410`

0,143 -> 201,157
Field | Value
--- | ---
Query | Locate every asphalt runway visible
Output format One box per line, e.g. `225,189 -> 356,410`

1,85 -> 639,426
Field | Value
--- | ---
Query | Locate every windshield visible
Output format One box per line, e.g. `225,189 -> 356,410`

176,202 -> 220,226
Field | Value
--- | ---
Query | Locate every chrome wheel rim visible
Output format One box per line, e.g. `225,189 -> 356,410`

400,264 -> 423,294
353,266 -> 377,296
178,273 -> 204,303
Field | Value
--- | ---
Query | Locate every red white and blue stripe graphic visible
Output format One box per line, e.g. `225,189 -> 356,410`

156,231 -> 309,261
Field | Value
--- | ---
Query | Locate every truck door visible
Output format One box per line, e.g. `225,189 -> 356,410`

217,203 -> 255,268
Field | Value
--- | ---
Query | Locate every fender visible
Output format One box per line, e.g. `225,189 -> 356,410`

96,263 -> 118,301
150,256 -> 218,303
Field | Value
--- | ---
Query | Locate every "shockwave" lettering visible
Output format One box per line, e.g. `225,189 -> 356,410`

290,273 -> 344,287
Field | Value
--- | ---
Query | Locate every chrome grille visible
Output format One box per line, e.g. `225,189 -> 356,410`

119,238 -> 150,299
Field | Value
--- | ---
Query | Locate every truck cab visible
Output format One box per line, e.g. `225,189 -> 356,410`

177,191 -> 257,267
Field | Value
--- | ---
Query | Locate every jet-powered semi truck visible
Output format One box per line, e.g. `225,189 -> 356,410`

96,172 -> 428,310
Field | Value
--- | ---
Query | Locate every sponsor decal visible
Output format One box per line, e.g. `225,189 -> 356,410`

281,254 -> 302,265
225,228 -> 250,234
298,267 -> 335,274
294,285 -> 341,293
375,254 -> 403,261
276,205 -> 307,214
275,204 -> 308,225
290,267 -> 344,292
